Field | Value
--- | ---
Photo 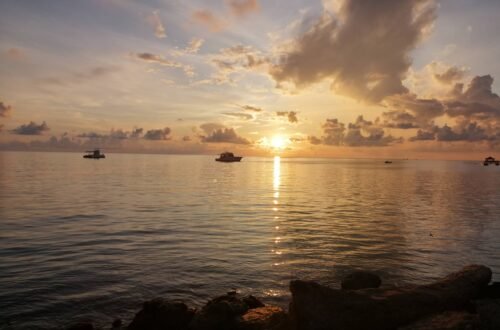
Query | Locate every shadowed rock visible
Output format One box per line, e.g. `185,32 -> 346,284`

290,265 -> 492,330
66,323 -> 94,330
399,311 -> 480,330
127,298 -> 195,330
190,292 -> 265,330
341,271 -> 382,290
476,299 -> 500,330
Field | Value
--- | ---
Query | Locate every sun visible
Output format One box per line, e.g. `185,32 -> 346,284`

270,135 -> 288,150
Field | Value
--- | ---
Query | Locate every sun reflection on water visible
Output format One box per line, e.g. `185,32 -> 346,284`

272,156 -> 283,264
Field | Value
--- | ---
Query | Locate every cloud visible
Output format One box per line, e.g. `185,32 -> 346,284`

222,112 -> 254,120
11,121 -> 50,135
200,124 -> 250,144
445,75 -> 500,120
241,105 -> 263,112
276,111 -> 298,123
270,0 -> 437,103
192,9 -> 227,32
310,116 -> 402,147
0,101 -> 12,118
135,53 -> 194,76
433,65 -> 467,84
209,45 -> 269,84
382,93 -> 444,129
409,129 -> 436,141
147,10 -> 167,38
226,0 -> 260,17
185,38 -> 204,54
144,127 -> 171,140
78,127 -> 145,140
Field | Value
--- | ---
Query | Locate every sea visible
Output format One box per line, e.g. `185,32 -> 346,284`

1,151 -> 499,329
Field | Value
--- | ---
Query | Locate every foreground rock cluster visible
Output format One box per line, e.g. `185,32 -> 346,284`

68,265 -> 500,330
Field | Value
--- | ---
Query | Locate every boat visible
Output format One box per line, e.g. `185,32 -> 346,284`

83,149 -> 106,159
483,156 -> 499,166
215,152 -> 242,162
384,160 -> 393,164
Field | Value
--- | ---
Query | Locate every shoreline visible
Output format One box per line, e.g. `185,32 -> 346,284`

62,265 -> 499,330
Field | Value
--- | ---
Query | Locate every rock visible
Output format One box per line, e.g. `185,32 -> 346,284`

243,295 -> 266,309
127,298 -> 195,330
190,292 -> 263,330
476,299 -> 500,330
400,311 -> 480,330
341,271 -> 382,290
66,323 -> 94,330
479,282 -> 500,299
289,265 -> 492,330
236,306 -> 289,330
112,318 -> 122,328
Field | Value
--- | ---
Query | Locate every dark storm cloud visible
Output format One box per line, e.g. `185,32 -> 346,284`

11,121 -> 50,135
144,127 -> 171,140
200,124 -> 250,144
310,116 -> 401,147
270,0 -> 436,103
276,111 -> 298,123
0,101 -> 13,117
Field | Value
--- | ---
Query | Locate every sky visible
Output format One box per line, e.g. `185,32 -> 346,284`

1,0 -> 500,159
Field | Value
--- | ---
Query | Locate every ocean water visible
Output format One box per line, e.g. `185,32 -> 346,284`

1,151 -> 499,329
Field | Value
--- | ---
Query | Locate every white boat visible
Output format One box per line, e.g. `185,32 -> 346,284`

215,152 -> 242,162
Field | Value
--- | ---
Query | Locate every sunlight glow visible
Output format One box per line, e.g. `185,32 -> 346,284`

271,135 -> 288,150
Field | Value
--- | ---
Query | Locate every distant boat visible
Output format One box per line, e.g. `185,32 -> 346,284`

215,152 -> 242,162
83,149 -> 105,159
384,160 -> 393,164
483,156 -> 499,166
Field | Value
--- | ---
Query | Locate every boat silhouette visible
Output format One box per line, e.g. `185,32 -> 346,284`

83,149 -> 106,159
215,152 -> 242,162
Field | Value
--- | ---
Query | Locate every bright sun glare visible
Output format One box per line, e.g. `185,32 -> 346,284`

270,135 -> 287,150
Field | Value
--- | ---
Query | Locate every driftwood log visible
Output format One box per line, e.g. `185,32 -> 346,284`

289,265 -> 492,330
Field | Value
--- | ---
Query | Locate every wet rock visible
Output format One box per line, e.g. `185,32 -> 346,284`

476,299 -> 500,330
400,311 -> 480,330
66,322 -> 94,330
237,306 -> 289,330
127,298 -> 195,330
290,265 -> 491,330
190,292 -> 262,330
341,271 -> 382,290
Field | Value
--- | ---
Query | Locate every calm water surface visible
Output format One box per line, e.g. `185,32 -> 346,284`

1,151 -> 499,329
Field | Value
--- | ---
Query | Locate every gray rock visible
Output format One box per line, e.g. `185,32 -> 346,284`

127,298 -> 195,330
341,271 -> 382,290
290,265 -> 492,330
